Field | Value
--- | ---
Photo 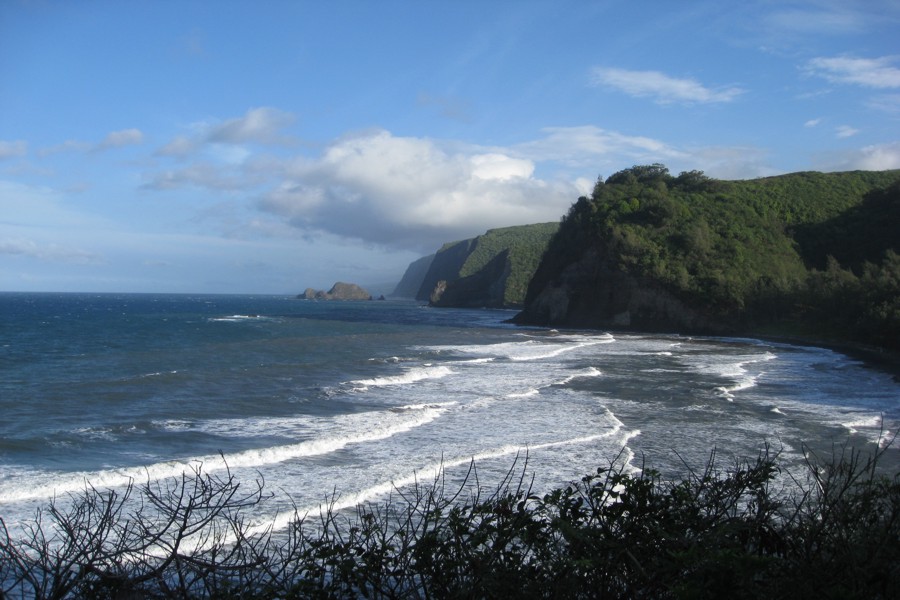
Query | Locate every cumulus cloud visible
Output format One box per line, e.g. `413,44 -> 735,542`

590,67 -> 744,104
141,162 -> 252,191
836,125 -> 860,138
816,142 -> 900,171
804,118 -> 822,127
155,135 -> 196,157
38,128 -> 144,156
97,128 -> 144,150
142,123 -> 779,249
807,56 -> 900,89
258,130 -> 579,251
206,107 -> 295,145
0,140 -> 27,159
154,107 -> 296,160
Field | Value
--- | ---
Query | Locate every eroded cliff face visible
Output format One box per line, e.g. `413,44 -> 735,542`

403,223 -> 558,309
429,250 -> 511,308
514,246 -> 726,334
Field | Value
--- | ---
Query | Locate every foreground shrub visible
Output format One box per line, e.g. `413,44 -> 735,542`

1,445 -> 898,599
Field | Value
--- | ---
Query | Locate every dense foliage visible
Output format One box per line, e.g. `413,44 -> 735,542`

525,165 -> 900,350
457,222 -> 559,306
419,222 -> 559,307
2,447 -> 898,599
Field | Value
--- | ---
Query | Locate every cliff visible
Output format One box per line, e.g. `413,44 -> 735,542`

514,166 -> 900,351
391,254 -> 435,298
411,222 -> 559,309
299,282 -> 373,301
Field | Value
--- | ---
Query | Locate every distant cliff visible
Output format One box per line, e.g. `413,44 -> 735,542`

514,165 -> 900,352
391,254 -> 435,298
299,282 -> 373,301
404,222 -> 558,309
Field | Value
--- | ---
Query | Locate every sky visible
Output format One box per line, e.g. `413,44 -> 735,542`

2,0 -> 899,294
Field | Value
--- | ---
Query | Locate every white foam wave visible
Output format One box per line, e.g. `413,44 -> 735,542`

426,333 -> 615,363
349,365 -> 454,388
208,314 -> 272,323
556,366 -> 602,385
261,427 -> 639,536
0,406 -> 447,505
506,389 -> 540,399
842,414 -> 883,434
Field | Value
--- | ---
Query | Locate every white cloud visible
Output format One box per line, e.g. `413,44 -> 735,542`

590,67 -> 744,104
141,162 -> 251,191
0,140 -> 27,159
804,118 -> 822,127
836,125 -> 859,138
156,135 -> 196,157
97,128 -> 144,150
866,94 -> 900,114
39,140 -> 91,156
816,142 -> 900,171
765,7 -> 866,35
807,56 -> 900,89
0,237 -> 104,264
206,107 -> 295,145
258,130 -> 579,251
38,128 -> 144,156
683,146 -> 778,180
514,126 -> 685,168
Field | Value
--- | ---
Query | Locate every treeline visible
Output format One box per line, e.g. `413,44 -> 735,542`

524,165 -> 900,350
2,447 -> 898,598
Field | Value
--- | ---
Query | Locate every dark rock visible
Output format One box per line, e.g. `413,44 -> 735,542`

298,282 -> 373,301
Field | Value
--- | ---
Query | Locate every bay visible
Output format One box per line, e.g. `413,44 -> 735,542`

1,292 -> 898,531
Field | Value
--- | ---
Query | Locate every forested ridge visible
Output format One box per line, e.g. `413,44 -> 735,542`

518,165 -> 900,352
414,222 -> 558,308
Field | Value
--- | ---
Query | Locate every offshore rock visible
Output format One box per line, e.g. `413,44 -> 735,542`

298,282 -> 373,301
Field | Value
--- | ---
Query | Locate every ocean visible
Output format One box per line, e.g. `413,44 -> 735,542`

1,292 -> 898,534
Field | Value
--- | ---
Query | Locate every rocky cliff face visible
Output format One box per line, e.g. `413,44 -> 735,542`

391,254 -> 435,298
514,245 -> 727,334
403,223 -> 558,309
415,240 -> 476,302
429,250 -> 511,308
299,282 -> 373,301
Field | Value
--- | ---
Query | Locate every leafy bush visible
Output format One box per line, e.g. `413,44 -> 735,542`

2,443 -> 898,599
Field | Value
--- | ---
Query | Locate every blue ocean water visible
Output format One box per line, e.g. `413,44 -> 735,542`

1,292 -> 898,531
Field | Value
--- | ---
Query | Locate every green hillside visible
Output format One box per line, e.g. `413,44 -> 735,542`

415,222 -> 559,308
517,165 -> 900,351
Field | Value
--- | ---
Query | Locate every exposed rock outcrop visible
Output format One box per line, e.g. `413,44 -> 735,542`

298,282 -> 373,301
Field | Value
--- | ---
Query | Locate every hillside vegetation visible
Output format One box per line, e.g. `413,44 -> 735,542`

516,165 -> 900,351
412,222 -> 559,308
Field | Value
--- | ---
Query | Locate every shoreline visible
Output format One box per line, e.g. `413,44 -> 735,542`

744,332 -> 900,383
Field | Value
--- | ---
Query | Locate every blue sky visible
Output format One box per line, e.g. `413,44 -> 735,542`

2,0 -> 899,294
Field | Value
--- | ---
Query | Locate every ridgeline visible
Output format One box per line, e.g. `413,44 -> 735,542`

398,165 -> 900,354
395,222 -> 559,308
514,165 -> 900,353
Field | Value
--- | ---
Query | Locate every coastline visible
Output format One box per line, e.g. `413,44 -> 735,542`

749,332 -> 900,383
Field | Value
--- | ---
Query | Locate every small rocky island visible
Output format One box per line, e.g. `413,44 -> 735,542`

298,282 -> 379,301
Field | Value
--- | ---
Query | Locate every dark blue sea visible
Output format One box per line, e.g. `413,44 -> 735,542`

1,292 -> 898,532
